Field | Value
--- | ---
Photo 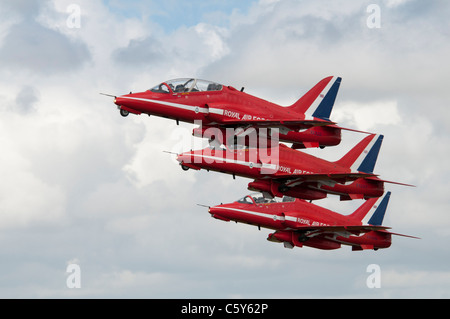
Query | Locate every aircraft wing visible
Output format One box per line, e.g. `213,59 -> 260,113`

219,118 -> 336,129
291,225 -> 420,239
273,172 -> 376,185
296,225 -> 391,236
251,171 -> 377,198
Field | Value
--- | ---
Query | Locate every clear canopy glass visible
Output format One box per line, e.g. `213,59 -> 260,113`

150,78 -> 223,94
236,193 -> 295,204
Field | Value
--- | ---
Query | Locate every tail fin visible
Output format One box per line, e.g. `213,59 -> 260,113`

350,191 -> 420,240
349,191 -> 391,223
367,191 -> 391,226
289,76 -> 342,121
335,134 -> 383,174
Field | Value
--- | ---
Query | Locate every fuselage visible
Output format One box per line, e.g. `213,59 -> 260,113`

177,143 -> 347,178
115,79 -> 304,125
176,143 -> 384,200
209,195 -> 354,229
113,78 -> 342,148
208,194 -> 392,251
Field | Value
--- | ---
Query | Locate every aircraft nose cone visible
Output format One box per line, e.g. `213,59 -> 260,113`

176,153 -> 185,163
176,151 -> 194,163
208,206 -> 232,222
114,96 -> 124,106
208,206 -> 219,215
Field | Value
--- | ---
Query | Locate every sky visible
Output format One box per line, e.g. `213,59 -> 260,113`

0,0 -> 449,298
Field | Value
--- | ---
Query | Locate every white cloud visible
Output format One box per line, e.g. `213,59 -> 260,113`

0,110 -> 67,228
0,15 -> 90,74
385,0 -> 413,8
0,151 -> 66,229
333,100 -> 402,131
0,0 -> 449,299
381,269 -> 450,297
195,23 -> 230,60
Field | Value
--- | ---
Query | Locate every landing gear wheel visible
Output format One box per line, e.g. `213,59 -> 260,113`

181,165 -> 190,171
120,109 -> 129,117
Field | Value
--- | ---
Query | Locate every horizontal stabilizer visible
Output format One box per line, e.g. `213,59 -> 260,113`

327,124 -> 372,134
366,176 -> 415,187
378,230 -> 420,239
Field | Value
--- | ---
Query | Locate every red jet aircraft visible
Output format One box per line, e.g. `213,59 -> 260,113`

177,134 -> 413,201
111,76 -> 357,149
207,191 -> 418,251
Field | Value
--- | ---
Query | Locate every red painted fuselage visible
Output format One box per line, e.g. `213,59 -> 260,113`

113,77 -> 345,148
207,193 -> 409,251
177,141 -> 384,201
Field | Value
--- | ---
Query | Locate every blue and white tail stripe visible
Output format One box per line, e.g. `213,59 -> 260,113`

305,76 -> 342,121
351,134 -> 384,174
364,191 -> 391,226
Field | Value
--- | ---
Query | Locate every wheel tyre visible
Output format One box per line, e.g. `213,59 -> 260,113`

120,109 -> 129,117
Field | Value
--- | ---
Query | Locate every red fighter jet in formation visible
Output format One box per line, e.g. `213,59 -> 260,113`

207,191 -> 419,251
176,133 -> 413,201
110,74 -> 416,252
111,76 -> 359,149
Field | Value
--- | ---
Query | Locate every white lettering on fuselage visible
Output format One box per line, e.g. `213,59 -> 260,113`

242,114 -> 266,121
277,166 -> 314,175
297,218 -> 311,226
296,218 -> 329,227
224,110 -> 240,119
277,165 -> 292,174
293,168 -> 314,174
312,221 -> 330,227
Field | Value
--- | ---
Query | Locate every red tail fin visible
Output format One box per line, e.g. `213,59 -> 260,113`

349,192 -> 391,223
289,76 -> 341,121
349,197 -> 378,222
335,134 -> 383,174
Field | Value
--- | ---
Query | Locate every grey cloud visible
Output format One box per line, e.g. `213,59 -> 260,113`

112,37 -> 167,66
201,0 -> 450,102
1,0 -> 47,19
1,0 -> 450,299
15,86 -> 39,114
0,20 -> 90,75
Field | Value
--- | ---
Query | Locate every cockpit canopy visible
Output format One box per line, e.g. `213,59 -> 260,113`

150,78 -> 223,94
236,193 -> 295,204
